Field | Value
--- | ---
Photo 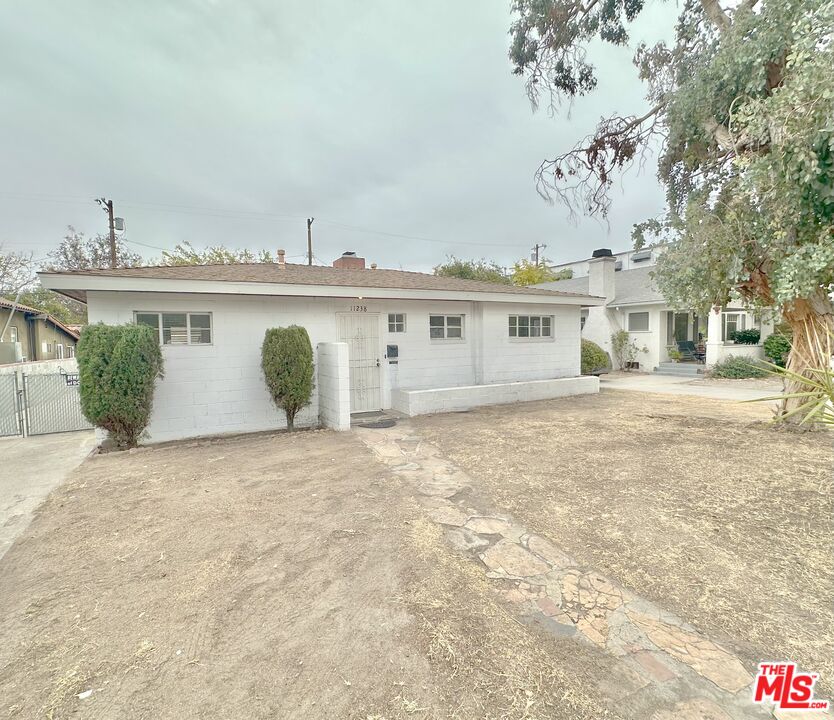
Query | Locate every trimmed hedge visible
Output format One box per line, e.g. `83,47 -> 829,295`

763,333 -> 792,367
729,328 -> 760,345
261,326 -> 315,430
708,355 -> 768,379
581,339 -> 610,375
77,324 -> 164,448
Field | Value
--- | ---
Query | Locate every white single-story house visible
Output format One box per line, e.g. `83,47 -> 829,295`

39,252 -> 603,442
540,248 -> 778,373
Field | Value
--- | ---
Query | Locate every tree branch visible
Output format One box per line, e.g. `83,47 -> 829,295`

535,103 -> 666,217
700,0 -> 731,33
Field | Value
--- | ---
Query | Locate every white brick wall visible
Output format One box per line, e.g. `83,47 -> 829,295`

317,342 -> 350,431
87,291 -> 585,443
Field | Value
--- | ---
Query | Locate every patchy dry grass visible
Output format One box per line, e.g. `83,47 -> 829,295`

414,390 -> 834,693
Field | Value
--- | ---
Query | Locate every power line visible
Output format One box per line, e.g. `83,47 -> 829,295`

0,191 -> 522,249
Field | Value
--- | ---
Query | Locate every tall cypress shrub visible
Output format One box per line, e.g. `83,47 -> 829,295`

77,324 -> 164,448
261,326 -> 314,431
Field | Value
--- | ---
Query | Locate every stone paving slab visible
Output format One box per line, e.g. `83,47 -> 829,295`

354,423 -> 785,720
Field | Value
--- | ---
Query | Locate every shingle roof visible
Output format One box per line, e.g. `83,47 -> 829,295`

537,266 -> 664,306
40,262 -> 595,298
609,266 -> 664,305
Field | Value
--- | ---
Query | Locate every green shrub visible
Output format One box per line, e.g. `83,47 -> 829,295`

708,355 -> 768,379
77,324 -> 164,448
763,333 -> 792,367
580,339 -> 610,374
729,328 -> 760,345
610,330 -> 648,370
261,326 -> 315,430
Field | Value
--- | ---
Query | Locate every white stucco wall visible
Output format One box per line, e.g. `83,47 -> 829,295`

86,291 -> 583,443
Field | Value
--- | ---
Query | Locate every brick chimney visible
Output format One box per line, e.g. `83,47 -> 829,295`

332,251 -> 366,270
588,248 -> 615,302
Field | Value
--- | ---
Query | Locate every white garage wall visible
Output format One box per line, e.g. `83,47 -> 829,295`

87,291 -> 583,443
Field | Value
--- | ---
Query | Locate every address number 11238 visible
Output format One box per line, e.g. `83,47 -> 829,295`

350,305 -> 367,312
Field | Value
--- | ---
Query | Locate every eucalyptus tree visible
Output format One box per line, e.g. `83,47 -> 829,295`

510,0 -> 834,416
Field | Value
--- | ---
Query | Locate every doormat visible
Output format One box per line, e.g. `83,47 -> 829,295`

358,419 -> 397,429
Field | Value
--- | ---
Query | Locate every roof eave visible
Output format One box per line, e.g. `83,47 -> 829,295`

39,273 -> 606,306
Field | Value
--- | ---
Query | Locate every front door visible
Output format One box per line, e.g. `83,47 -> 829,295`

336,313 -> 382,413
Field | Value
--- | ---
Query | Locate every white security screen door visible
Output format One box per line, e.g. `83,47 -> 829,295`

337,313 -> 382,413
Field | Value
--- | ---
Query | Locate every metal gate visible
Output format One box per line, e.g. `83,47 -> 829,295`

337,313 -> 383,413
22,373 -> 93,436
0,374 -> 22,437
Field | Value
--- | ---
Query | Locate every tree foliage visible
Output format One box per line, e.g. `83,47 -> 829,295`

4,287 -> 87,325
433,256 -> 510,284
0,246 -> 33,295
160,241 -> 275,266
261,326 -> 315,431
47,226 -> 142,270
77,324 -> 164,449
511,259 -> 559,286
510,0 -> 834,415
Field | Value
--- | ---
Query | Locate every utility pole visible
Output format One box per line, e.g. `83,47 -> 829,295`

307,217 -> 314,266
96,197 -> 117,268
531,243 -> 547,267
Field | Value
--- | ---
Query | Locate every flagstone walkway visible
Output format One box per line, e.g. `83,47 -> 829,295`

355,421 -> 830,720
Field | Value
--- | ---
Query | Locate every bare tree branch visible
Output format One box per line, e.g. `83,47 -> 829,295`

535,103 -> 666,217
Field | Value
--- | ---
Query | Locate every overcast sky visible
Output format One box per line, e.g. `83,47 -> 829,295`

0,1 -> 678,272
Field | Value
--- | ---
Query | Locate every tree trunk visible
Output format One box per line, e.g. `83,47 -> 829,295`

780,289 -> 834,421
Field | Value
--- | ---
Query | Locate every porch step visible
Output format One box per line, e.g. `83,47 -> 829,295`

653,362 -> 705,377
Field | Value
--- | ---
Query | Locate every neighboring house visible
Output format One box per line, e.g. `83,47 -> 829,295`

40,252 -> 603,442
539,248 -> 776,372
0,297 -> 80,364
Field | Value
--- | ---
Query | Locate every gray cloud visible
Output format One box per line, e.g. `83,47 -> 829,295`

0,0 -> 678,271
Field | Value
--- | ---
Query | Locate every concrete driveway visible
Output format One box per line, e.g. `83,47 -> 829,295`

600,371 -> 782,402
0,430 -> 95,559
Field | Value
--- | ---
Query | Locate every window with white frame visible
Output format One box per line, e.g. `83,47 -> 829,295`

9,326 -> 17,343
135,312 -> 213,345
508,315 -> 553,338
388,313 -> 406,332
722,312 -> 746,342
56,343 -> 64,359
429,314 -> 463,340
67,345 -> 75,358
628,312 -> 650,332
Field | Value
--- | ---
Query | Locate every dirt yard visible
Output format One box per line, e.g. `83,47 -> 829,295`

0,390 -> 831,719
413,390 -> 834,695
0,429 -> 625,720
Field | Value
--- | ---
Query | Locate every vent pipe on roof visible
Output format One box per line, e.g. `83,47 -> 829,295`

276,249 -> 286,267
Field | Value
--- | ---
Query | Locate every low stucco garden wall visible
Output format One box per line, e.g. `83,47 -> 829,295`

705,343 -> 765,367
391,376 -> 599,417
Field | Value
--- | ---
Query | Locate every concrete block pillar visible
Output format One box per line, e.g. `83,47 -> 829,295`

316,342 -> 350,431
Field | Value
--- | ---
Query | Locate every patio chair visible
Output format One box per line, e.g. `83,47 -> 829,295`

678,340 -> 704,362
676,340 -> 697,361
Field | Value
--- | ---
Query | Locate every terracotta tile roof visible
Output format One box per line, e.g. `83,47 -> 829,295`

0,296 -> 49,315
40,262 -> 595,298
0,297 -> 80,339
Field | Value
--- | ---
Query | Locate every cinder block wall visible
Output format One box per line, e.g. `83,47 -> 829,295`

317,342 -> 350,431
